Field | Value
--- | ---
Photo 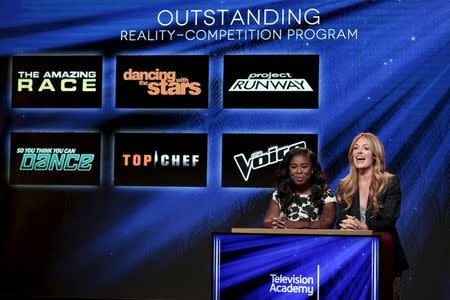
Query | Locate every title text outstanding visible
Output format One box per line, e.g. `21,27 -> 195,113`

120,8 -> 358,42
156,9 -> 320,26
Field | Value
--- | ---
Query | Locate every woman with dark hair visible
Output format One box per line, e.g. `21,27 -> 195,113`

336,132 -> 408,299
264,147 -> 336,229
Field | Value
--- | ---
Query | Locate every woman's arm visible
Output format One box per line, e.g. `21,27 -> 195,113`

367,175 -> 401,231
336,202 -> 348,229
313,202 -> 337,229
263,196 -> 285,228
337,202 -> 363,230
339,176 -> 401,231
281,218 -> 311,229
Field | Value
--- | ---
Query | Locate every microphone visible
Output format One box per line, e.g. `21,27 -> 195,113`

307,185 -> 324,229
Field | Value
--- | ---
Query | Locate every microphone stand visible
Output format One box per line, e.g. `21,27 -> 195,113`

306,185 -> 324,229
306,204 -> 314,229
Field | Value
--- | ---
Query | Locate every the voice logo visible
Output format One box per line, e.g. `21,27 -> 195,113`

234,141 -> 306,181
222,134 -> 318,187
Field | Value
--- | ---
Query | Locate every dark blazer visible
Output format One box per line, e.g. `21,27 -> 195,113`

337,175 -> 408,274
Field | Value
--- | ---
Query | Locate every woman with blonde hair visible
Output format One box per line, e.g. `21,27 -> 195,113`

337,132 -> 408,299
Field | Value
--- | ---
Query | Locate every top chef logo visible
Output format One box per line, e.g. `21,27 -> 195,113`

121,151 -> 200,167
229,72 -> 313,92
234,140 -> 306,181
114,133 -> 207,186
122,68 -> 202,96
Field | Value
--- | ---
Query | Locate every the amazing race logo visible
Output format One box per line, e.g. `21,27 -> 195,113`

16,71 -> 96,93
116,56 -> 208,108
114,133 -> 207,186
12,56 -> 102,108
10,132 -> 101,185
123,68 -> 201,96
223,55 -> 319,109
222,134 -> 318,187
269,273 -> 315,296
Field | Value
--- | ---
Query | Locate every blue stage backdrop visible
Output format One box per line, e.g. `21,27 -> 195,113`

0,1 -> 448,299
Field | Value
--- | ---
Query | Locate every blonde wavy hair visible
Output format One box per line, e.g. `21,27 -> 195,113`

337,132 -> 393,217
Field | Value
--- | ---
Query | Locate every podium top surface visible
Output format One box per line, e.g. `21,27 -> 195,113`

231,227 -> 373,236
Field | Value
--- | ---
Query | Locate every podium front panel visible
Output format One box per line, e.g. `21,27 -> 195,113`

212,232 -> 379,300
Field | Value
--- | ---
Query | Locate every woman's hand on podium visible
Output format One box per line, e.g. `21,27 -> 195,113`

339,215 -> 368,230
263,217 -> 311,229
264,217 -> 286,228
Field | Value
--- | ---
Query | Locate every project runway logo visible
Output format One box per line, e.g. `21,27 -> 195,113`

229,72 -> 313,92
223,55 -> 319,109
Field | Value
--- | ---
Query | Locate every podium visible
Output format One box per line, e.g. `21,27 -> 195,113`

212,228 -> 380,300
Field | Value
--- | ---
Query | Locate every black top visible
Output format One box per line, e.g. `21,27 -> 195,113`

336,175 -> 408,274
